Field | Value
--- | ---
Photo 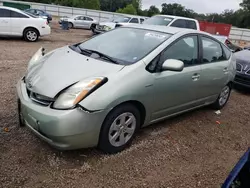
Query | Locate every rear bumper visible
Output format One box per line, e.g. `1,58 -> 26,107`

16,79 -> 108,150
39,25 -> 51,36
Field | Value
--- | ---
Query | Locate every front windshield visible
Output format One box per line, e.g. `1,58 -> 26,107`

78,28 -> 172,65
143,16 -> 173,26
112,16 -> 131,23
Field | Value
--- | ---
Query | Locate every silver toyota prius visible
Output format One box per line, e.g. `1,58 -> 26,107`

17,25 -> 236,153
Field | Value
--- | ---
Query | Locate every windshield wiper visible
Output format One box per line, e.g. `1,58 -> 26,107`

78,47 -> 118,64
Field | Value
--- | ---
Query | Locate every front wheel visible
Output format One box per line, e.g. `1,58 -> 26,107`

68,22 -> 73,29
98,104 -> 140,154
24,28 -> 39,42
212,85 -> 232,110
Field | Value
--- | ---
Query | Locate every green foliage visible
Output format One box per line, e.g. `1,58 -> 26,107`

116,4 -> 137,15
147,5 -> 160,17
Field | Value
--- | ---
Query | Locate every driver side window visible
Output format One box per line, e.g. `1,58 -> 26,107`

161,36 -> 198,67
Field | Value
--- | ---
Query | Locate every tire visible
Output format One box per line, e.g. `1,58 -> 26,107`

68,22 -> 73,29
98,104 -> 140,154
24,28 -> 39,42
212,84 -> 232,110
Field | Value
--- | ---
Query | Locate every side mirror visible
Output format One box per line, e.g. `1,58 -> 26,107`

162,59 -> 184,72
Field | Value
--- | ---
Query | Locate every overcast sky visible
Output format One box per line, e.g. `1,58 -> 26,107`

142,0 -> 242,14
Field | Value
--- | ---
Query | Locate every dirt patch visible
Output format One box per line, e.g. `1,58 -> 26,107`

0,21 -> 250,188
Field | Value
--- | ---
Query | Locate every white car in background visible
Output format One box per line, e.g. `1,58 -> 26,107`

59,15 -> 98,29
143,15 -> 200,30
92,15 -> 146,34
0,6 -> 51,42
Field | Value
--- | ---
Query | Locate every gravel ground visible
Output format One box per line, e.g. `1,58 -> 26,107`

0,22 -> 250,188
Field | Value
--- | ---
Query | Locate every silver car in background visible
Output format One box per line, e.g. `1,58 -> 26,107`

59,15 -> 98,29
92,15 -> 146,34
17,25 -> 236,154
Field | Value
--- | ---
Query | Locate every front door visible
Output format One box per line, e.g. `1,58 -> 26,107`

151,35 -> 202,121
197,36 -> 230,103
0,8 -> 11,35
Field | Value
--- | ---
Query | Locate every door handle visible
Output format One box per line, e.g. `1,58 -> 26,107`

223,67 -> 229,74
192,73 -> 200,81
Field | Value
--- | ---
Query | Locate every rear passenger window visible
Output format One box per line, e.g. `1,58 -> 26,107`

84,17 -> 93,21
0,9 -> 11,17
201,37 -> 225,63
222,45 -> 232,60
11,11 -> 28,18
130,18 -> 139,23
170,19 -> 186,28
162,36 -> 198,67
186,20 -> 197,30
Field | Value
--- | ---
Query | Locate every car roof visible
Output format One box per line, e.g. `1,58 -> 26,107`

154,14 -> 198,21
0,6 -> 23,12
125,24 -> 205,35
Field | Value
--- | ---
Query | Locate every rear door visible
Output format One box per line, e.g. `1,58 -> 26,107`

82,17 -> 94,29
197,35 -> 230,103
10,10 -> 30,36
74,16 -> 84,28
0,8 -> 11,35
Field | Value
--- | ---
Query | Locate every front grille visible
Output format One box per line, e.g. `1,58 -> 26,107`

236,63 -> 242,72
246,69 -> 250,75
235,75 -> 250,85
27,89 -> 54,106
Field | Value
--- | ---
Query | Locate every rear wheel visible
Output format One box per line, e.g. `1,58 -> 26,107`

212,85 -> 231,110
98,104 -> 140,154
24,28 -> 39,42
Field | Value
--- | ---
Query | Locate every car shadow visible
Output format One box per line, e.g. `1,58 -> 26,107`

233,85 -> 250,95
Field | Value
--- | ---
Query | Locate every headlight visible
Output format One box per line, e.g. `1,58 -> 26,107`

27,47 -> 54,71
27,47 -> 45,71
53,77 -> 107,109
104,25 -> 112,31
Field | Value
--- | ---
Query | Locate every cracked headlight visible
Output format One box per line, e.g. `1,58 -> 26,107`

53,77 -> 107,109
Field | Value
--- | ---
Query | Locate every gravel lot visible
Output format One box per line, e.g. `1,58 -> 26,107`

0,22 -> 250,188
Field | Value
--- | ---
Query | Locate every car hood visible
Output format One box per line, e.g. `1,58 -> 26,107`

25,46 -> 124,98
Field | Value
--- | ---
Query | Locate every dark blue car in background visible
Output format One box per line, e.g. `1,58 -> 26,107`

222,148 -> 250,188
25,9 -> 52,22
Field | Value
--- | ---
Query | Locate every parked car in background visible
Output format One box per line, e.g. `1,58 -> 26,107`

17,25 -> 236,153
234,50 -> 250,88
213,35 -> 242,52
222,148 -> 250,188
91,15 -> 146,34
143,15 -> 200,30
243,45 -> 250,50
59,15 -> 98,29
25,8 -> 52,22
0,6 -> 51,42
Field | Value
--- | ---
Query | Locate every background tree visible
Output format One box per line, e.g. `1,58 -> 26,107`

116,4 -> 137,15
147,5 -> 160,17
